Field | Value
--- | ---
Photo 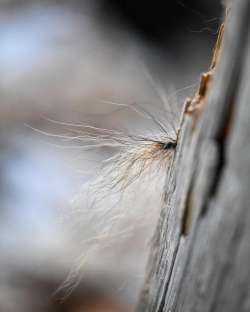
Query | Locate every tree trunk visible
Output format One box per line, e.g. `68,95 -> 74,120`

137,1 -> 250,311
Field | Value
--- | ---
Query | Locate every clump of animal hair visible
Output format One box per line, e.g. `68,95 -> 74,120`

33,90 -> 181,299
54,123 -> 178,299
86,126 -> 176,192
36,99 -> 179,195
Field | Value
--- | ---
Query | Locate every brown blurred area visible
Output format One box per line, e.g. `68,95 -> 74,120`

0,1 -> 222,311
1,273 -> 132,311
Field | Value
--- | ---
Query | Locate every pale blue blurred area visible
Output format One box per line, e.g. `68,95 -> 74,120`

0,6 -> 65,76
0,13 -> 50,68
0,136 -> 75,247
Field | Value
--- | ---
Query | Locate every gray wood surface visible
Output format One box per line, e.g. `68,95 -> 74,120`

137,1 -> 250,311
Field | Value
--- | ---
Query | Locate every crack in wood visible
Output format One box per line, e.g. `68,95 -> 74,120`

181,179 -> 194,236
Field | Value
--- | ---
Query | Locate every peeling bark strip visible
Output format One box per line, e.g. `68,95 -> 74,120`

185,22 -> 224,116
137,1 -> 250,311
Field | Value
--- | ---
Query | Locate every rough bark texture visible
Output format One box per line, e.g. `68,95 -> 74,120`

137,1 -> 250,311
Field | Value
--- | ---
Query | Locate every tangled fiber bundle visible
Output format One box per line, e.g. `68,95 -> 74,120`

29,95 -> 181,298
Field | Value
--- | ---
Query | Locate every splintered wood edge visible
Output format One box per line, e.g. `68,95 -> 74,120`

185,23 -> 225,117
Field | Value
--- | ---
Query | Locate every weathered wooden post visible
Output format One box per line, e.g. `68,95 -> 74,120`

137,1 -> 250,311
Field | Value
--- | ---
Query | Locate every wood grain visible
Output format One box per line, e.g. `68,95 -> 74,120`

137,1 -> 250,311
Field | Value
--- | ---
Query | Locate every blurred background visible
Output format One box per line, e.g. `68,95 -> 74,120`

0,1 -> 222,311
